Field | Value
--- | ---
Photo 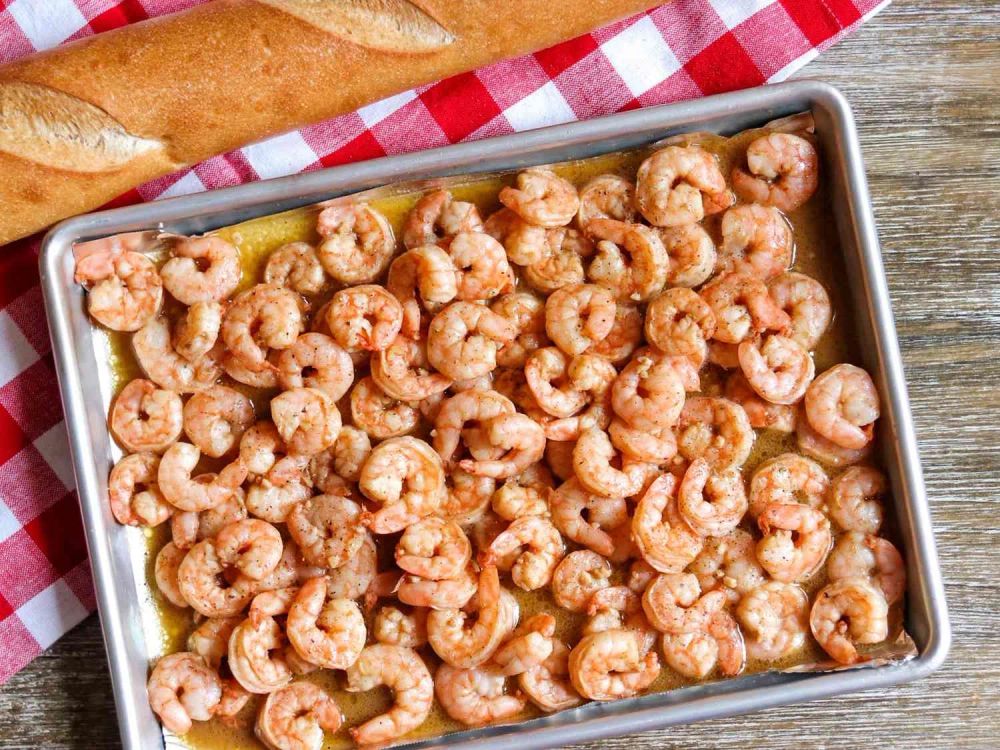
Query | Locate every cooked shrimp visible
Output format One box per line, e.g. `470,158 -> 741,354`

542,354 -> 617,440
448,231 -> 515,301
748,453 -> 828,518
689,529 -> 766,605
183,385 -> 254,458
174,301 -> 223,363
701,271 -> 790,345
481,516 -> 565,591
221,284 -> 304,370
285,577 -> 366,669
484,207 -> 551,266
642,572 -> 725,634
158,442 -> 246,512
397,563 -> 479,610
427,302 -> 517,381
287,494 -> 365,569
611,350 -> 688,432
828,532 -> 906,605
568,630 -> 660,701
707,340 -> 741,370
608,418 -> 677,464
228,617 -> 293,694
493,614 -> 557,676
403,189 -> 483,249
324,425 -> 371,484
154,541 -> 189,608
263,241 -> 326,297
718,204 -> 794,279
327,532 -> 378,601
732,133 -> 819,212
645,288 -> 716,368
586,219 -> 669,302
572,427 -> 646,498
161,237 -> 240,305
255,681 -> 342,750
187,616 -> 242,670
490,464 -> 553,521
239,421 -> 304,485
374,605 -> 429,648
432,389 -> 515,466
524,347 -> 587,418
518,639 -> 583,712
551,550 -> 613,613
222,350 -> 279,389
655,223 -> 717,288
632,474 -> 704,574
316,203 -> 395,284
828,465 -> 886,534
367,340 -> 448,408
75,250 -> 162,331
325,284 -> 403,354
386,244 -> 458,337
590,302 -> 642,364
768,272 -> 831,350
738,333 -> 814,405
550,478 -> 627,559
796,411 -> 873,467
350,376 -> 420,440
440,470 -> 496,525
489,292 -> 548,369
271,387 -> 341,456
544,283 -> 616,356
724,371 -> 797,432
676,397 -> 754,470
676,458 -> 747,537
499,168 -> 579,227
344,644 -> 434,746
522,228 -> 592,293
359,436 -> 446,534
804,364 -> 880,450
245,478 -> 311,524
736,581 -> 808,661
172,487 -> 247,550
177,539 -> 255,617
756,502 -> 832,583
147,652 -> 221,735
457,413 -> 545,479
661,607 -> 745,679
133,315 -> 221,392
577,174 -> 637,231
635,145 -> 727,226
276,332 -> 354,401
810,577 -> 888,664
395,517 -> 471,580
108,452 -> 172,527
215,519 -> 284,580
436,663 -> 526,727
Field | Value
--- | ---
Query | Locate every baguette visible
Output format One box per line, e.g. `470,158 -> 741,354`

0,0 -> 660,244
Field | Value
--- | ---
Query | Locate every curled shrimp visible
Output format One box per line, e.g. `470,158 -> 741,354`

403,189 -> 483,249
641,572 -> 724,634
246,478 -> 311,524
480,516 -> 565,591
174,301 -> 223,362
215,519 -> 284,580
748,453 -> 828,518
608,418 -> 677,464
436,663 -> 527,727
543,354 -> 617,440
397,563 -> 478,610
263,241 -> 326,296
222,284 -> 304,370
286,577 -> 366,669
432,389 -> 515,466
133,315 -> 221,393
499,167 -> 579,227
427,566 -> 515,668
590,302 -> 642,364
632,475 -> 703,574
586,219 -> 669,302
491,292 -> 549,369
427,302 -> 517,381
544,283 -> 616,356
810,578 -> 888,664
689,529 -> 766,604
522,228 -> 593,293
550,478 -> 628,559
756,502 -> 832,583
828,465 -> 886,534
315,425 -> 371,486
395,517 -> 471,580
611,350 -> 688,432
386,244 -> 458,337
316,203 -> 395,284
732,133 -> 819,212
524,347 -> 587,418
655,223 -> 717,288
440,470 -> 496,525
796,411 -> 873,468
519,639 -> 583,712
239,420 -> 305,486
738,333 -> 814,405
108,452 -> 172,527
327,532 -> 378,601
828,532 -> 906,605
147,652 -> 221,735
676,397 -> 754,470
701,271 -> 790,345
161,236 -> 241,305
635,145 -> 728,227
448,231 -> 515,301
75,250 -> 162,331
736,581 -> 809,662
661,608 -> 745,679
222,349 -> 279,389
457,413 -> 545,480
577,174 -> 637,231
228,617 -> 292,694
568,630 -> 660,701
270,386 -> 341,456
724,371 -> 797,432
371,335 -> 453,402
177,539 -> 255,617
276,332 -> 354,401
344,644 -> 434,746
804,364 -> 880,450
551,549 -> 613,613
484,207 -> 552,266
645,288 -> 716,368
154,541 -> 189,608
676,458 -> 747,537
182,385 -> 254,458
768,272 -> 831,350
158,442 -> 246,512
287,494 -> 366,568
490,463 -> 553,521
350,376 -> 420,440
359,436 -> 446,534
255,681 -> 342,750
374,605 -> 429,648
187,616 -> 241,670
493,614 -> 556,676
325,284 -> 403,353
718,204 -> 794,279
572,427 -> 646,498
171,489 -> 246,550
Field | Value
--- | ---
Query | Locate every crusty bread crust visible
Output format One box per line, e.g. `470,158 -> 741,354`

0,0 -> 659,244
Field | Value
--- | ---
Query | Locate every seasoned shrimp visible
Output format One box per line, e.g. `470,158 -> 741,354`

183,385 -> 254,458
572,427 -> 646,498
738,334 -> 814,405
568,630 -> 660,701
359,436 -> 446,534
327,532 -> 378,601
737,581 -> 809,661
255,681 -> 342,750
481,516 -> 565,591
828,465 -> 886,534
222,350 -> 279,389
747,454 -> 827,523
395,517 -> 471,580
804,364 -> 880,450
325,284 -> 403,354
147,652 -> 221,735
188,616 -> 242,670
154,541 -> 189,608
374,605 -> 429,648
645,288 -> 716,369
397,563 -> 478,610
796,411 -> 873,467
611,350 -> 688,432
586,219 -> 669,302
222,284 -> 304,370
632,475 -> 703,574
448,231 -> 515,301
768,272 -> 831,350
810,578 -> 888,664
440,470 -> 495,525
700,271 -> 790,344
544,283 -> 616,356
550,478 -> 627,559
542,354 -> 617,440
276,332 -> 354,401
491,464 -> 553,521
641,572 -> 725,634
676,397 -> 754,470
577,174 -> 637,231
590,302 -> 642,364
551,550 -> 613,613
245,478 -> 311,525
524,347 -> 587,418
228,617 -> 293,694
689,529 -> 766,604
490,292 -> 549,369
756,503 -> 832,583
263,241 -> 326,296
108,452 -> 172,527
458,413 -> 545,479
287,494 -> 365,569
427,302 -> 517,380
75,250 -> 162,331
427,566 -> 517,668
499,168 -> 579,227
172,487 -> 247,550
177,539 -> 255,617
522,228 -> 592,293
325,426 -> 371,484
174,301 -> 223,363
677,458 -> 747,537
483,207 -> 549,266
386,245 -> 458,337
344,644 -> 434,746
350,376 -> 420,440
286,577 -> 366,669
655,223 -> 717,288
635,145 -> 728,227
732,133 -> 819,212
161,237 -> 241,305
493,614 -> 556,676
215,519 -> 284,580
403,189 -> 483,249
436,663 -> 526,727
271,387 -> 341,456
240,421 -> 304,485
724,371 -> 797,432
110,379 -> 180,454
133,315 -> 221,392
370,335 -> 452,403
158,442 -> 246,511
316,203 -> 395,284
432,389 -> 515,466
518,639 -> 583,712
828,532 -> 906,605
718,204 -> 794,279
661,608 -> 745,679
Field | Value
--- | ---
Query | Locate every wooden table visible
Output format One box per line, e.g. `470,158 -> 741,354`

2,1 -> 997,747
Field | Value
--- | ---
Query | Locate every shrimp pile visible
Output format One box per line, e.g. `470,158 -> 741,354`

77,124 -> 904,749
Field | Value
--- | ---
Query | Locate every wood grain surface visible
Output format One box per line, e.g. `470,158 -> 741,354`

1,1 -> 997,747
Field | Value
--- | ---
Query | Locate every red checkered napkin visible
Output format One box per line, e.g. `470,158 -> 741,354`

0,0 -> 889,683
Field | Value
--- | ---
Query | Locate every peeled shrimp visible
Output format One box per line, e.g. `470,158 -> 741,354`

518,639 -> 583,712
828,465 -> 886,534
255,681 -> 342,750
748,452 -> 828,518
544,283 -> 616,356
161,237 -> 240,305
810,578 -> 888,664
701,271 -> 790,345
768,271 -> 831,350
133,315 -> 221,392
738,333 -> 814,405
586,218 -> 669,302
158,442 -> 246,512
611,350 -> 688,432
689,529 -> 766,604
427,302 -> 517,381
403,189 -> 483,249
804,364 -> 880,450
631,475 -> 703,574
427,566 -> 515,668
221,284 -> 303,370
316,203 -> 395,284
655,223 -> 717,288
182,385 -> 254,458
641,572 -> 724,634
108,452 -> 172,527
736,581 -> 809,662
577,174 -> 637,231
435,663 -> 526,726
276,332 -> 354,401
492,614 -> 557,676
635,145 -> 728,227
550,478 -> 627,559
732,133 -> 819,212
676,457 -> 747,537
344,644 -> 434,746
386,244 -> 458,337
286,577 -> 366,669
550,550 -> 613,613
147,652 -> 221,735
828,532 -> 906,605
287,494 -> 365,569
448,231 -> 515,301
491,292 -> 549,369
572,427 -> 646,498
756,502 -> 832,583
177,539 -> 255,617
215,518 -> 284,580
718,204 -> 793,279
522,228 -> 592,293
568,629 -> 660,701
371,335 -> 452,402
271,387 -> 341,456
359,436 -> 446,534
724,370 -> 797,432
499,168 -> 579,228
395,517 -> 471,581
75,250 -> 162,331
263,241 -> 326,296
174,301 -> 223,363
644,288 -> 716,368
481,516 -> 565,591
676,397 -> 754,471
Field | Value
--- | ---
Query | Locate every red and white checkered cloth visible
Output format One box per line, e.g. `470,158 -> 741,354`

0,0 -> 888,683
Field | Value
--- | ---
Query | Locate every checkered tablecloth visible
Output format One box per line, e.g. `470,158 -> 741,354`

0,0 -> 888,683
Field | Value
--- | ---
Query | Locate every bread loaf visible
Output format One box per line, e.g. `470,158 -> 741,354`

0,0 -> 660,244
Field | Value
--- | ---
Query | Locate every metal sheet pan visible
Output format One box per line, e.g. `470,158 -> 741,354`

39,80 -> 950,750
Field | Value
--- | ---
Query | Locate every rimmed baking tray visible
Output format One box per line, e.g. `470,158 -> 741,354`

39,80 -> 950,750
